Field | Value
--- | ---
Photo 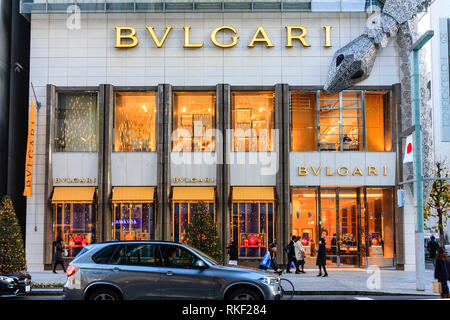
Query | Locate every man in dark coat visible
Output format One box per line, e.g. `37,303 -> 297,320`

316,237 -> 328,277
434,247 -> 450,298
286,236 -> 300,274
53,237 -> 66,273
427,236 -> 439,265
226,238 -> 238,266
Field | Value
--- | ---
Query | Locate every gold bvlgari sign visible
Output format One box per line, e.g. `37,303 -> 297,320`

298,166 -> 389,177
54,178 -> 97,184
115,25 -> 333,48
173,177 -> 215,184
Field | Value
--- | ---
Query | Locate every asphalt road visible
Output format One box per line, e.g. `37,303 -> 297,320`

1,295 -> 442,301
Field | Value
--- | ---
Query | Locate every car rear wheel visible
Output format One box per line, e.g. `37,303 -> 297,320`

88,288 -> 121,301
227,288 -> 261,300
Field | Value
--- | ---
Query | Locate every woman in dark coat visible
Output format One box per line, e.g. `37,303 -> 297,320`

53,237 -> 66,273
316,238 -> 328,277
434,247 -> 450,298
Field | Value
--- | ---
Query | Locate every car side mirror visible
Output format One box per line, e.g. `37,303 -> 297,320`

195,260 -> 207,270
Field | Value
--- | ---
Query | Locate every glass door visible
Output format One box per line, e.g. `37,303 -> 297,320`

338,189 -> 359,266
319,189 -> 338,266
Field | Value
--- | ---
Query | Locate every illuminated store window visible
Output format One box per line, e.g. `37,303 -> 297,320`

53,203 -> 95,259
172,92 -> 216,152
365,92 -> 392,151
173,201 -> 215,243
55,92 -> 99,152
366,188 -> 394,267
319,92 -> 363,151
291,188 -> 318,263
290,187 -> 394,267
291,92 -> 317,151
113,203 -> 155,241
114,92 -> 157,152
232,92 -> 274,152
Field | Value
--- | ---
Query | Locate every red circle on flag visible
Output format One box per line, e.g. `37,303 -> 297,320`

407,143 -> 413,154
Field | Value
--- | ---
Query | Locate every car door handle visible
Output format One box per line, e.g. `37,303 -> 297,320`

166,271 -> 173,276
113,267 -> 121,272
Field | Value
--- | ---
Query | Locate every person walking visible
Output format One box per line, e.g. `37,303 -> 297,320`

434,247 -> 450,298
53,237 -> 66,274
226,238 -> 238,266
294,236 -> 306,273
259,243 -> 282,275
427,236 -> 439,265
316,237 -> 328,277
285,236 -> 299,273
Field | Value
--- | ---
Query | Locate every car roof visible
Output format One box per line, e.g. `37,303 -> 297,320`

88,240 -> 190,247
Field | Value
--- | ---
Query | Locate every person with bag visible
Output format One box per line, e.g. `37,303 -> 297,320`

316,237 -> 328,277
434,247 -> 450,298
285,236 -> 300,273
53,237 -> 67,274
259,243 -> 282,275
294,236 -> 306,273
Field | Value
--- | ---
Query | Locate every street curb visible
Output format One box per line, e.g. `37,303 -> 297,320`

26,289 -> 438,297
285,291 -> 438,296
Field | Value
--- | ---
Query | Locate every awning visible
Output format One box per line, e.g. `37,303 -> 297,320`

172,187 -> 215,202
52,187 -> 96,204
232,187 -> 274,202
112,187 -> 155,203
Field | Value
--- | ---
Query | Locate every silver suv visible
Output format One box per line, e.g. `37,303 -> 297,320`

62,241 -> 281,300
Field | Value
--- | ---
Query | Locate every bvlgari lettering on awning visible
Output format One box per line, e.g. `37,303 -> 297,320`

298,166 -> 388,177
54,178 -> 97,184
173,177 -> 215,183
115,25 -> 333,49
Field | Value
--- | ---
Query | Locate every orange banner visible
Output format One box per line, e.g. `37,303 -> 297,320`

23,100 -> 36,197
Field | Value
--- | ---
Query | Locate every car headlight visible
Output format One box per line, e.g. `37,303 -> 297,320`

0,276 -> 14,283
259,276 -> 279,286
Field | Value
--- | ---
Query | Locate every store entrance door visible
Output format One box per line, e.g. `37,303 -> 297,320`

319,188 -> 362,267
337,189 -> 360,266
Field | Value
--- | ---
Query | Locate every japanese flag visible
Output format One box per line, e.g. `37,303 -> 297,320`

403,134 -> 414,164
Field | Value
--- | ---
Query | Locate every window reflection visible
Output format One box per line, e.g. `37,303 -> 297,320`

172,92 -> 216,152
232,92 -> 274,152
55,92 -> 98,152
114,92 -> 157,152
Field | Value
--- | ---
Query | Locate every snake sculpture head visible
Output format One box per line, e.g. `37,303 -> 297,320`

324,0 -> 433,93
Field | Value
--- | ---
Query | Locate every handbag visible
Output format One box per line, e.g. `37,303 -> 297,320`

433,281 -> 442,294
63,247 -> 69,257
301,250 -> 306,259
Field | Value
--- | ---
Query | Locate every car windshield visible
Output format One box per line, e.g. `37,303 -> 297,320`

187,246 -> 218,266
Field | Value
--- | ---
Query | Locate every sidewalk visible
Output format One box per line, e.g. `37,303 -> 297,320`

28,268 -> 440,296
29,271 -> 67,285
281,268 -> 439,296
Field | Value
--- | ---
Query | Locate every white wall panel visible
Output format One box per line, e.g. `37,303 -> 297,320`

111,152 -> 158,186
290,152 -> 397,186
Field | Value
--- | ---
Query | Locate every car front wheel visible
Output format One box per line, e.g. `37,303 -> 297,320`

227,288 -> 261,300
88,288 -> 121,301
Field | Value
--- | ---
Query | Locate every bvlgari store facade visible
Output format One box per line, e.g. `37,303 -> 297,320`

23,0 -> 405,270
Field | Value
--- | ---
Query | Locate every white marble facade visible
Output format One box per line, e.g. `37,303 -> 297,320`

26,11 -> 401,270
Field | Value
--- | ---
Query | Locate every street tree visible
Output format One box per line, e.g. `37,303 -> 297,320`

0,196 -> 27,273
424,161 -> 450,247
184,201 -> 223,262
